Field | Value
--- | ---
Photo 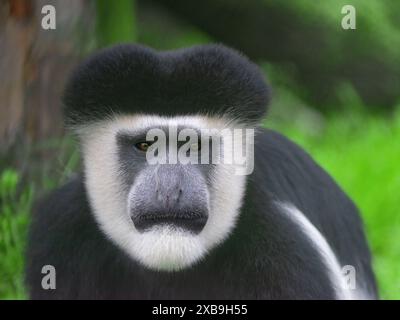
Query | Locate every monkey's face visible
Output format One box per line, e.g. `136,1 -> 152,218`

79,115 -> 249,271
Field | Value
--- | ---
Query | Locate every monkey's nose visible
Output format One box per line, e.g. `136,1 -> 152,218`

130,165 -> 209,234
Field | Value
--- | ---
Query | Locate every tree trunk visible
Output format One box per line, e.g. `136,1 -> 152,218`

0,0 -> 96,150
0,0 -> 95,181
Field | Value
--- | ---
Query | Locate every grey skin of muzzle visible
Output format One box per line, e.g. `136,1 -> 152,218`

129,164 -> 210,234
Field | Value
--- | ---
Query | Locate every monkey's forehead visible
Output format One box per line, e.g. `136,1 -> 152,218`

75,114 -> 244,139
63,44 -> 270,128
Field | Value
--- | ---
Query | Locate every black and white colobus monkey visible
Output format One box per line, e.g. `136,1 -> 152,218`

26,44 -> 377,299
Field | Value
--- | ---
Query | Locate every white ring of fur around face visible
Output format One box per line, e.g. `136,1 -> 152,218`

78,115 -> 248,271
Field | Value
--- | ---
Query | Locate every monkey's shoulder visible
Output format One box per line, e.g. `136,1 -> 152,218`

253,128 -> 351,196
31,176 -> 91,229
254,128 -> 326,175
27,176 -> 104,260
26,177 -> 130,299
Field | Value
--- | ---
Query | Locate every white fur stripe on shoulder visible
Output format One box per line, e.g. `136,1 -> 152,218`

276,202 -> 358,300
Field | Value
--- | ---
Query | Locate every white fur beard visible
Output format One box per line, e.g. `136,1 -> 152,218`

129,225 -> 206,271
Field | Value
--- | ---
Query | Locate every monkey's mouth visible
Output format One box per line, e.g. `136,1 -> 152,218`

132,213 -> 208,234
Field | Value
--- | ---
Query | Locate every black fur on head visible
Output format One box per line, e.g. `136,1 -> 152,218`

63,44 -> 270,127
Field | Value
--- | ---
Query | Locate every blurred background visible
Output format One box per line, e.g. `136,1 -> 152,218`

0,0 -> 399,299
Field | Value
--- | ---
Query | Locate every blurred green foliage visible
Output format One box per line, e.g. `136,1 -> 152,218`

153,0 -> 400,108
0,170 -> 32,299
96,0 -> 137,47
285,0 -> 400,54
265,0 -> 400,108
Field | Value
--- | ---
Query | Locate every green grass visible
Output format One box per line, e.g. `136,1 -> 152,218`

0,170 -> 32,299
0,108 -> 399,299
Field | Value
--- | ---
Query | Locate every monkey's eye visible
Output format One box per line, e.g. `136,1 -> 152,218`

135,142 -> 151,152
